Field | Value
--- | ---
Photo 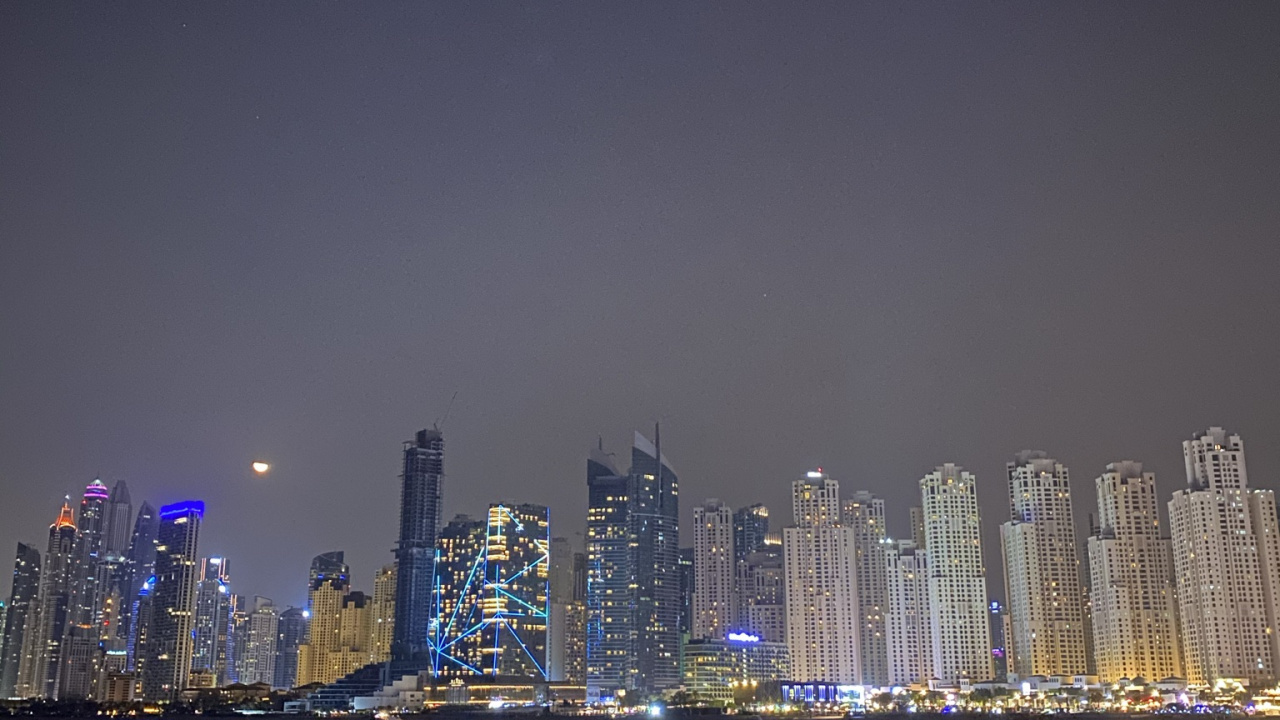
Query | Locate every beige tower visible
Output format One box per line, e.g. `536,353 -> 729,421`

1086,461 -> 1181,682
1001,452 -> 1087,678
1169,428 -> 1278,685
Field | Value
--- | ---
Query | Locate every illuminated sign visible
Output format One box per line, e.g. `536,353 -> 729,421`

727,632 -> 760,643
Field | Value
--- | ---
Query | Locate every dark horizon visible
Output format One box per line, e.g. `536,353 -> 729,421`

3,2 -> 1279,607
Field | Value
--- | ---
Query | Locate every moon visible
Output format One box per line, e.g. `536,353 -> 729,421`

252,461 -> 270,475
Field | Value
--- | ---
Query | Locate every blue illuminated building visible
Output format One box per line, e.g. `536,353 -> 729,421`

140,500 -> 203,702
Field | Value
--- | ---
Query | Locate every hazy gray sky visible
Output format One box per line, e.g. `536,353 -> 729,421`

3,2 -> 1279,606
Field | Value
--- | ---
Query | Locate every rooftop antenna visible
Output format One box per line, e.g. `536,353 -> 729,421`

434,391 -> 458,432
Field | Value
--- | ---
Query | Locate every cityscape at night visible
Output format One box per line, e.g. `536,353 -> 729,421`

4,1 -> 1280,717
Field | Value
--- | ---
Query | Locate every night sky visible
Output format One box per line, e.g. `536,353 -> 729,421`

3,3 -> 1279,607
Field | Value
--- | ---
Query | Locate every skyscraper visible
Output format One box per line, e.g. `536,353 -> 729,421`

0,543 -> 41,699
585,442 -> 629,701
122,502 -> 158,674
678,547 -> 695,637
1169,427 -> 1279,685
31,500 -> 78,699
191,557 -> 233,684
884,539 -> 932,686
843,491 -> 888,687
428,515 -> 485,678
692,499 -> 734,640
547,538 -> 586,684
783,471 -> 860,683
371,565 -> 396,664
1086,461 -> 1181,682
393,428 -> 444,663
239,597 -> 279,685
297,551 -> 350,686
584,430 -> 680,702
273,607 -> 307,689
733,504 -> 769,563
736,549 -> 785,643
920,464 -> 992,683
140,501 -> 203,702
103,481 -> 134,562
1001,452 -> 1087,678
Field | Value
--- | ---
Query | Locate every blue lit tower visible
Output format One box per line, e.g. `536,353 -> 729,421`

0,543 -> 41,698
393,428 -> 444,662
141,501 -> 203,702
426,505 -> 550,678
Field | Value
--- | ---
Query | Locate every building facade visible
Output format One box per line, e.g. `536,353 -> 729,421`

843,491 -> 888,687
681,634 -> 791,703
585,430 -> 680,702
0,543 -> 41,699
783,471 -> 860,684
1086,461 -> 1182,682
191,557 -> 233,684
1001,452 -> 1087,678
884,539 -> 932,686
692,499 -> 735,640
394,428 -> 444,663
273,607 -> 307,689
140,501 -> 204,702
920,464 -> 992,683
297,551 -> 351,686
1169,427 -> 1278,685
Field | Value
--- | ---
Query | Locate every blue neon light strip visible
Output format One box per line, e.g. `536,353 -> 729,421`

159,500 -> 205,519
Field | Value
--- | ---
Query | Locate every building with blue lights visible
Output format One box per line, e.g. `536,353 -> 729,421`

428,504 -> 549,679
681,633 -> 791,704
140,501 -> 204,702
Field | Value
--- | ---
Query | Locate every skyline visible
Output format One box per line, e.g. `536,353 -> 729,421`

4,1 -> 1280,609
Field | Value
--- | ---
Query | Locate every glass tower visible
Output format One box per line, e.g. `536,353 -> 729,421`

393,428 -> 444,663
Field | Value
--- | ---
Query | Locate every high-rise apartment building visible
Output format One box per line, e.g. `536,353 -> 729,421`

429,515 -> 485,677
236,597 -> 278,685
736,549 -> 786,643
1086,461 -> 1181,682
297,552 -> 350,686
371,565 -> 396,664
1001,452 -> 1087,678
393,428 -> 444,663
843,491 -> 888,687
191,557 -> 233,684
1170,427 -> 1279,685
884,539 -> 932,686
692,499 -> 735,640
783,471 -> 860,683
0,543 -> 41,699
273,607 -> 307,689
141,501 -> 204,702
585,430 -> 680,702
920,464 -> 992,683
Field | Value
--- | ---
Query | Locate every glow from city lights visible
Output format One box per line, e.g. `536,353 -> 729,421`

806,471 -> 823,478
252,461 -> 270,474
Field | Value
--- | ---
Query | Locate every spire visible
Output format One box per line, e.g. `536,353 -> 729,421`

52,500 -> 77,530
